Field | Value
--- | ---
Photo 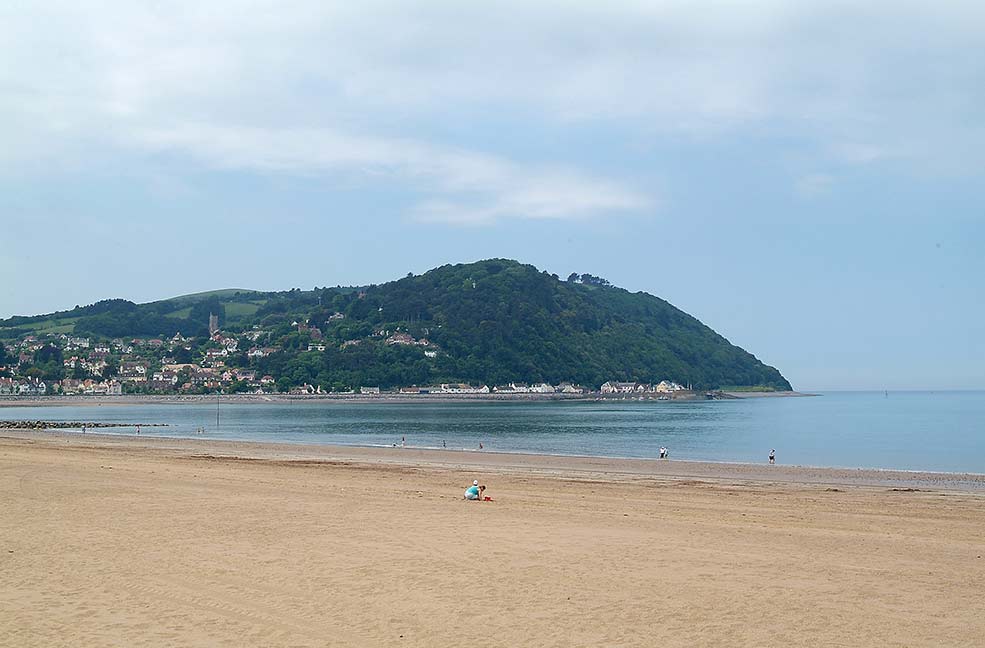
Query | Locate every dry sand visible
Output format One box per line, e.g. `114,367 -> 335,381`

2,431 -> 983,647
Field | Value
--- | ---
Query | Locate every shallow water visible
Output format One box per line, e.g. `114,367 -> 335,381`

2,391 -> 983,472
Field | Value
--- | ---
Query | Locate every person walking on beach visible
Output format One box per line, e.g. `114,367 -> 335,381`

659,446 -> 668,459
769,449 -> 776,464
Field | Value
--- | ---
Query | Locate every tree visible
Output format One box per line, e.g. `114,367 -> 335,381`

102,358 -> 119,379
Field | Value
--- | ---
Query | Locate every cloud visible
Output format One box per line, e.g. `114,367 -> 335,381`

1,0 -> 983,218
133,123 -> 649,223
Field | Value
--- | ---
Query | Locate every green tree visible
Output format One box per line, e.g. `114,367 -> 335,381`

102,358 -> 119,379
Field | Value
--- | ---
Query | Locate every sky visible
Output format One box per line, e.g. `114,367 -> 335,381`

1,1 -> 983,391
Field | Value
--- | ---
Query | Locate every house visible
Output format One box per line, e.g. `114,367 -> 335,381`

530,383 -> 555,393
494,383 -> 530,394
119,362 -> 149,383
653,380 -> 685,393
161,363 -> 200,373
290,383 -> 321,395
307,343 -> 326,352
86,380 -> 109,395
558,383 -> 585,394
424,349 -> 438,358
601,381 -> 639,394
360,386 -> 381,395
386,332 -> 415,346
399,386 -> 429,394
438,383 -> 490,394
18,379 -> 46,395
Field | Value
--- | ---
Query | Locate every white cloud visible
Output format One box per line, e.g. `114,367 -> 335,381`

132,123 -> 649,223
1,0 -> 983,219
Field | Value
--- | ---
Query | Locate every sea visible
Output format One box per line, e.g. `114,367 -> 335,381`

3,391 -> 984,473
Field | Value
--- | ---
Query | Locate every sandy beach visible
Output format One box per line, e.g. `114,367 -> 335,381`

2,431 -> 983,647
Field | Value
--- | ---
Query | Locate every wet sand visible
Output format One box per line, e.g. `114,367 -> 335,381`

2,431 -> 983,647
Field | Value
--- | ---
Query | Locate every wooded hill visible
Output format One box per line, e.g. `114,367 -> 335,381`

0,259 -> 791,391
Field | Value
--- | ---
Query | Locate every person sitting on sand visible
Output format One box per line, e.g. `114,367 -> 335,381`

464,483 -> 485,501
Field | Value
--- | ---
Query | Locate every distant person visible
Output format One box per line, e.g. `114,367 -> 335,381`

136,425 -> 140,435
443,440 -> 446,448
478,442 -> 483,450
659,446 -> 668,459
401,436 -> 405,448
464,484 -> 486,501
769,449 -> 776,464
81,425 -> 86,435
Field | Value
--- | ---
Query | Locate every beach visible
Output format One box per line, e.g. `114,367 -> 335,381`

2,431 -> 984,647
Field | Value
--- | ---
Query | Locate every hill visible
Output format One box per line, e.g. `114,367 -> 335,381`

0,260 -> 791,392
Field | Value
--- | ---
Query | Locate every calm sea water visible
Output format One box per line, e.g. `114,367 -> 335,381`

3,391 -> 984,472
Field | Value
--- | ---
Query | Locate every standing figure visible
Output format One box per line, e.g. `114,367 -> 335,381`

659,446 -> 668,459
769,449 -> 776,464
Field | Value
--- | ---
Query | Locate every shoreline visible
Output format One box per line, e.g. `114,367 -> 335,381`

4,428 -> 982,493
0,390 -> 813,407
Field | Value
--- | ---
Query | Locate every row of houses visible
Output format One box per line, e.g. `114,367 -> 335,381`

60,379 -> 123,395
361,382 -> 588,395
0,378 -> 48,395
396,384 -> 491,394
599,381 -> 687,394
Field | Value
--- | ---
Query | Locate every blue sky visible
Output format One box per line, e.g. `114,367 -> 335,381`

1,1 -> 983,390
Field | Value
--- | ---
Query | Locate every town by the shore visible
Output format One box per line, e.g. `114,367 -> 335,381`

0,389 -> 813,408
2,429 -> 983,647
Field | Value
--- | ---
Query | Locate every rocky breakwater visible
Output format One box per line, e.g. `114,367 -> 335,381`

0,420 -> 169,430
